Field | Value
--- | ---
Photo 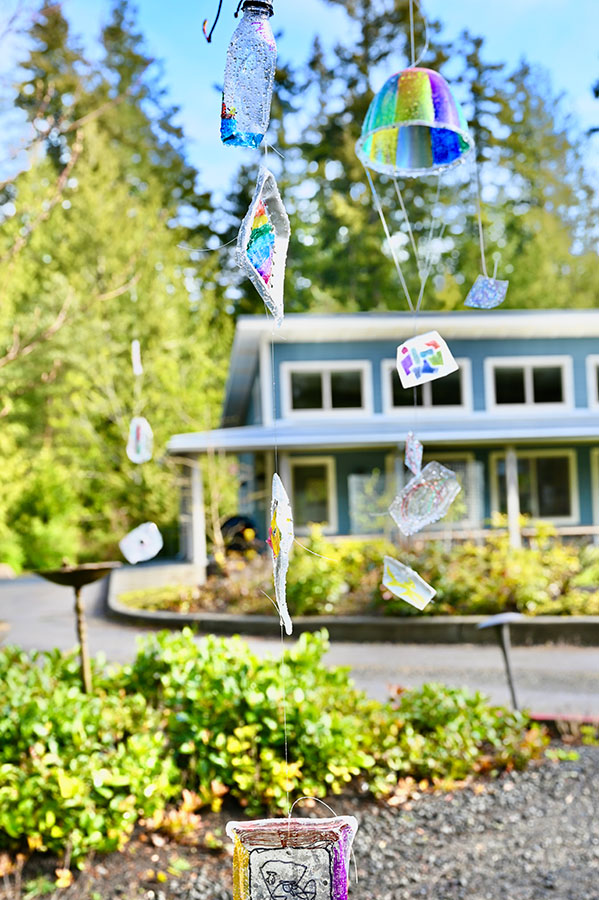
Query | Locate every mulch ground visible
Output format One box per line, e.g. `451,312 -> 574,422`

3,747 -> 598,900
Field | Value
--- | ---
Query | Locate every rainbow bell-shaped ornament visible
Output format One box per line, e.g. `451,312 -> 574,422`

356,67 -> 474,177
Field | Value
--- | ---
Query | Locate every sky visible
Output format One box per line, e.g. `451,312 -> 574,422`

2,0 -> 599,188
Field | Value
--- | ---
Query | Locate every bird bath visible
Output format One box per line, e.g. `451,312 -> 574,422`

37,562 -> 121,692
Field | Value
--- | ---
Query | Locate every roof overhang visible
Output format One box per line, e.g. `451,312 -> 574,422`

169,412 -> 599,456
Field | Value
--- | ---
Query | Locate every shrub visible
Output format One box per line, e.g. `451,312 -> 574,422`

0,647 -> 178,864
120,628 -> 545,812
0,631 -> 546,863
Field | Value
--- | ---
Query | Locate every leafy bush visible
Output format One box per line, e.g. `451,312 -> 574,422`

120,628 -> 544,812
0,631 -> 546,863
0,647 -> 177,864
119,521 -> 599,619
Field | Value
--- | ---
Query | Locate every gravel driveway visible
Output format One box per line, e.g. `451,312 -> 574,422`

176,747 -> 599,900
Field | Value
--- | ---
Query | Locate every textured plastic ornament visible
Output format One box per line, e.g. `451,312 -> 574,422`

131,339 -> 143,376
119,522 -> 163,565
221,0 -> 276,148
389,461 -> 461,536
464,275 -> 509,310
237,167 -> 290,327
405,431 -> 423,476
126,416 -> 153,464
396,330 -> 458,389
356,67 -> 474,177
226,817 -> 358,900
382,555 -> 436,611
267,473 -> 294,635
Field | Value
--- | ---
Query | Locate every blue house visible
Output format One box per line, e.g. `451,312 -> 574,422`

168,309 -> 599,565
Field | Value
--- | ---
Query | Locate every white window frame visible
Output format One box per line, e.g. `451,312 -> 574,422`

484,355 -> 574,413
585,355 -> 599,409
288,456 -> 338,534
280,360 -> 373,419
381,358 -> 473,415
489,449 -> 579,525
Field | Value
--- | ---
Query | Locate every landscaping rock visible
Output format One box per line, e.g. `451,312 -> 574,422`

173,747 -> 599,900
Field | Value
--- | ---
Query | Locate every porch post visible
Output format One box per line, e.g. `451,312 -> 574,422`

190,457 -> 208,578
505,446 -> 521,549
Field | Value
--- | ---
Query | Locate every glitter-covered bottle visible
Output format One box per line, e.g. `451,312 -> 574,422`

220,0 -> 276,148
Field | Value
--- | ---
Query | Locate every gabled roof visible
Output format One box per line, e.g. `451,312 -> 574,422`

222,309 -> 599,429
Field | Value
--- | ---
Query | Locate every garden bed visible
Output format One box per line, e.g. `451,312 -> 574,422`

116,525 -> 599,622
2,746 -> 598,900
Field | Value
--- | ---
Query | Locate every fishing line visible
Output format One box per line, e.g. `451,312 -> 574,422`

294,538 -> 337,562
472,156 -> 489,277
287,797 -> 359,886
365,167 -> 414,312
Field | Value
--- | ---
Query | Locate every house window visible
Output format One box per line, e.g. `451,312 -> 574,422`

485,357 -> 572,410
289,457 -> 337,532
282,362 -> 372,416
383,359 -> 470,412
585,355 -> 599,408
491,451 -> 578,522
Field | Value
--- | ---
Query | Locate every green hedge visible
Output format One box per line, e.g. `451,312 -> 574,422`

119,521 -> 599,618
0,630 -> 546,863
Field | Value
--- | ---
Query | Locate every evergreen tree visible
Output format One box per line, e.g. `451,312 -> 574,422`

0,1 -> 232,568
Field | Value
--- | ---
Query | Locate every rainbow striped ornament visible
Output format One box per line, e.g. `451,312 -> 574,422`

356,67 -> 474,177
237,167 -> 290,327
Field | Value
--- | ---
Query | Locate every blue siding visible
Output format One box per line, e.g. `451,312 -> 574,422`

246,373 -> 262,426
281,444 -> 596,535
274,337 -> 599,415
287,450 -> 388,535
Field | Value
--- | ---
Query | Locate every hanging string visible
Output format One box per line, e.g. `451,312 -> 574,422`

365,167 -> 414,312
287,797 -> 359,886
392,177 -> 421,279
409,0 -> 430,68
280,620 -> 290,816
414,175 -> 443,313
409,0 -> 416,67
294,538 -> 337,562
472,156 -> 489,277
192,236 -> 237,253
202,0 -> 224,43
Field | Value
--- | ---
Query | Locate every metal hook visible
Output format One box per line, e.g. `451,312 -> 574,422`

202,0 -> 224,42
234,0 -> 244,16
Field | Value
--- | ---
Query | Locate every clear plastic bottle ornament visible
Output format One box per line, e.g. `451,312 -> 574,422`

221,0 -> 276,149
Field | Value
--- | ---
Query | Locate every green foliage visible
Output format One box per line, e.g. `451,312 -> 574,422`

0,2 -> 233,570
0,646 -> 177,864
119,522 -> 599,618
120,628 -> 543,813
0,631 -> 544,862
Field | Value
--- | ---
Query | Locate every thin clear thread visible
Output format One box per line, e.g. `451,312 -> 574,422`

415,175 -> 443,313
294,538 -> 336,562
392,177 -> 421,277
365,166 -> 414,312
410,0 -> 430,68
287,797 -> 359,886
409,0 -> 416,67
280,621 -> 290,817
472,156 -> 488,277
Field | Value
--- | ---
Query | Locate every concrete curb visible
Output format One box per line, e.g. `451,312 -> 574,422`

106,565 -> 599,646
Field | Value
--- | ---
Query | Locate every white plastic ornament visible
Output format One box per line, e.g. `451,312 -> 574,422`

131,339 -> 143,376
126,416 -> 153,464
119,522 -> 163,565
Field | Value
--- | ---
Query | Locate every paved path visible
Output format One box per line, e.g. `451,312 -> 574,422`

1,575 -> 598,716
